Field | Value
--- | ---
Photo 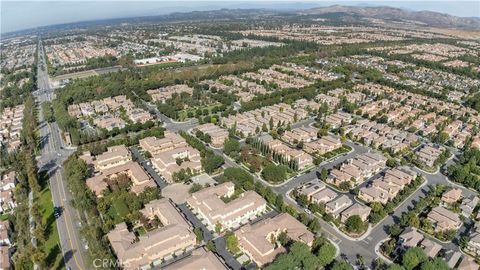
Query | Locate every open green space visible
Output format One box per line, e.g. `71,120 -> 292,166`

39,186 -> 64,270
108,197 -> 130,223
177,102 -> 222,121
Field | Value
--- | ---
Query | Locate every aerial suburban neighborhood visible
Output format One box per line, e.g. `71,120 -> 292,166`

1,1 -> 480,270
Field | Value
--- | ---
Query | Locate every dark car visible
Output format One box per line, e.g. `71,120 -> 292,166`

54,206 -> 62,218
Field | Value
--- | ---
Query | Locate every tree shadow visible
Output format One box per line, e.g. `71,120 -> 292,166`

46,244 -> 61,268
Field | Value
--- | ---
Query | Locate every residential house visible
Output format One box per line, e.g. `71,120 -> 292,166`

398,227 -> 424,248
420,238 -> 442,258
442,188 -> 462,204
298,180 -> 326,201
340,203 -> 371,223
461,195 -> 479,217
311,188 -> 337,204
325,195 -> 353,218
427,206 -> 461,232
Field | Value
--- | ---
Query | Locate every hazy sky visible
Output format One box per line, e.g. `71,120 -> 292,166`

1,1 -> 479,34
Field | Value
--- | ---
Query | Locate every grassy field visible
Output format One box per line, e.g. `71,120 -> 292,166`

107,197 -> 130,223
177,103 -> 222,121
52,70 -> 98,81
39,186 -> 64,269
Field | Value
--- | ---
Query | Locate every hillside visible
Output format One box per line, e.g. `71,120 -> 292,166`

299,5 -> 480,30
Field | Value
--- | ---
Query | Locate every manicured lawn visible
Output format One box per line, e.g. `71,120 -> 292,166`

177,103 -> 222,121
39,187 -> 63,269
112,198 -> 130,219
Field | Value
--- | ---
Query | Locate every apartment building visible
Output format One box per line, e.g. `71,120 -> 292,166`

67,95 -> 152,130
358,167 -> 416,205
187,182 -> 266,231
457,256 -> 480,270
93,114 -> 126,131
107,199 -> 196,269
221,103 -> 308,137
0,172 -> 16,192
94,145 -> 132,171
325,112 -> 352,128
427,206 -> 462,232
163,248 -> 227,270
87,161 -> 156,197
141,133 -> 202,183
235,213 -> 314,267
328,152 -> 387,187
282,127 -> 318,144
147,84 -> 194,103
259,135 -> 313,170
303,135 -> 342,155
139,132 -> 187,156
415,144 -> 445,167
194,123 -> 229,148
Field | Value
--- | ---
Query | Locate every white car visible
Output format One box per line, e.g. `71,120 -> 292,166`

304,209 -> 312,215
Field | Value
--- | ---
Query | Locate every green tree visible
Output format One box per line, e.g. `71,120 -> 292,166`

317,241 -> 336,266
420,258 -> 450,270
202,155 -> 225,174
331,260 -> 354,270
224,139 -> 240,156
194,227 -> 204,242
206,240 -> 216,252
388,264 -> 405,270
345,215 -> 366,233
402,247 -> 428,270
214,222 -> 222,233
225,232 -> 240,254
277,231 -> 290,247
261,164 -> 288,183
189,183 -> 203,193
320,168 -> 328,181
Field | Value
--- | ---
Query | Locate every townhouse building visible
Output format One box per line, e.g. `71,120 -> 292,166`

427,206 -> 462,232
107,199 -> 196,269
187,182 -> 266,231
194,123 -> 229,148
235,213 -> 314,267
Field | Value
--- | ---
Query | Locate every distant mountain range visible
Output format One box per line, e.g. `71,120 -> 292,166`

299,5 -> 480,30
